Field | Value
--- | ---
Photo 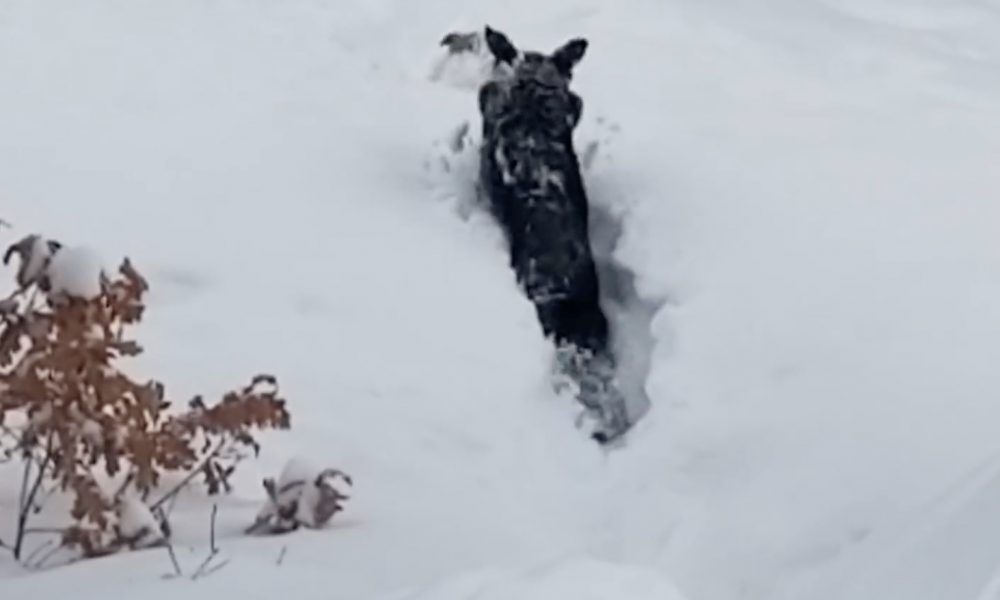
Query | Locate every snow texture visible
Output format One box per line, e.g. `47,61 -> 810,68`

388,559 -> 689,600
116,496 -> 166,550
1,1 -> 999,599
247,457 -> 351,533
46,245 -> 106,300
428,29 -> 496,92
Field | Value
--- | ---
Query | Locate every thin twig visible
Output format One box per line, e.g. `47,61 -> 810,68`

14,434 -> 53,560
191,553 -> 218,581
113,472 -> 135,502
16,452 -> 32,528
22,527 -> 67,535
165,491 -> 181,522
152,505 -> 173,543
151,439 -> 227,511
276,545 -> 288,566
0,424 -> 24,445
163,543 -> 183,578
33,479 -> 59,513
200,558 -> 230,579
26,540 -> 66,570
209,504 -> 218,552
22,539 -> 54,568
190,504 -> 220,581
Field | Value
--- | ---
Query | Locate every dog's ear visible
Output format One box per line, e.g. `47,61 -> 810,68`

552,38 -> 588,76
485,26 -> 518,65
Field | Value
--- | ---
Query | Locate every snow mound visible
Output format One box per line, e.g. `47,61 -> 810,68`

427,28 -> 494,92
247,456 -> 352,534
116,496 -> 166,550
46,245 -> 106,299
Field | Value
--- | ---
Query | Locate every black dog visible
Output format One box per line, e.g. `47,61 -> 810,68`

477,26 -> 628,441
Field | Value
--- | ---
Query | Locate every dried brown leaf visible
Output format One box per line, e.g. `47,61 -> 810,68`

1,256 -> 298,559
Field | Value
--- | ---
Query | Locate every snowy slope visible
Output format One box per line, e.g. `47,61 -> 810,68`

2,1 -> 1000,599
0,1 -> 612,596
598,2 -> 1000,598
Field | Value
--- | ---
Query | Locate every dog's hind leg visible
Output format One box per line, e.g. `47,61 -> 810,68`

538,296 -> 631,443
552,342 -> 631,443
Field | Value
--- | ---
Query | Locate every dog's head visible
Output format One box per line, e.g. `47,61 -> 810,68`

484,26 -> 587,87
478,26 -> 588,134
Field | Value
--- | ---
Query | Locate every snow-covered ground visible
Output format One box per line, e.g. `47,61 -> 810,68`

2,1 -> 999,599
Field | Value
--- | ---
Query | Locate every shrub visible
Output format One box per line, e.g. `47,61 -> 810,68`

0,234 -> 291,562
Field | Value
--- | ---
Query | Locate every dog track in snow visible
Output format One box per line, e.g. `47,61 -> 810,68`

589,201 -> 660,426
584,117 -> 663,428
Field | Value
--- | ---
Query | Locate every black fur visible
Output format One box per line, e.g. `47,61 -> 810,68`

477,27 -> 608,357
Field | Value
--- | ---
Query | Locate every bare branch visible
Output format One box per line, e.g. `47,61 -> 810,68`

26,540 -> 67,570
1,255 -> 296,564
163,543 -> 183,579
150,439 -> 227,511
16,451 -> 31,526
191,504 -> 221,581
191,554 -> 218,580
14,434 -> 53,560
22,539 -> 55,568
113,472 -> 136,502
21,527 -> 66,536
209,503 -> 218,553
199,558 -> 230,579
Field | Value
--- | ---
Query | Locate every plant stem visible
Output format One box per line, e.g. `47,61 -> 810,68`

150,439 -> 227,511
14,436 -> 53,560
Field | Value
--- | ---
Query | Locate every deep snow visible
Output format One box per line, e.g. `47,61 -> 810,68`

2,1 -> 1000,599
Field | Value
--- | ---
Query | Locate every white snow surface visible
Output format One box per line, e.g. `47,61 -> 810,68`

1,1 -> 999,599
117,496 -> 167,550
46,245 -> 106,299
387,558 -> 688,600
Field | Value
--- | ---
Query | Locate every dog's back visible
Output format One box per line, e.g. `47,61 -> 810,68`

475,28 -> 631,442
477,31 -> 609,355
